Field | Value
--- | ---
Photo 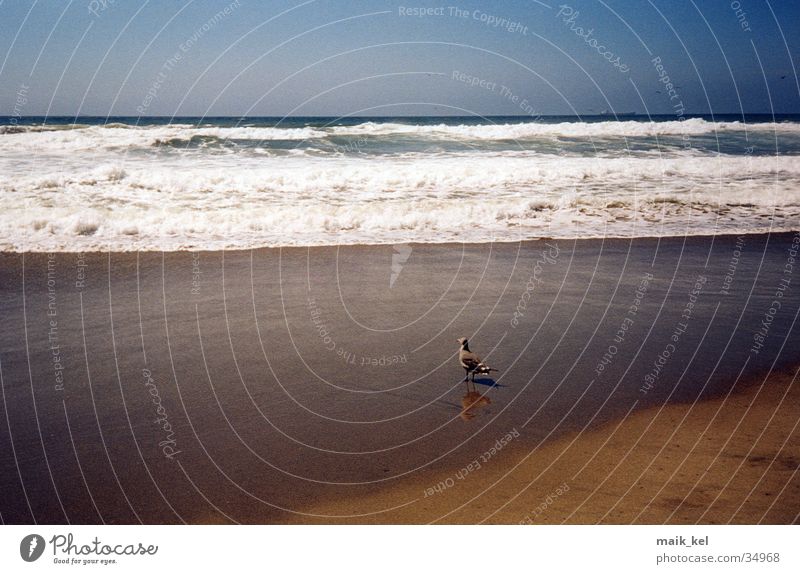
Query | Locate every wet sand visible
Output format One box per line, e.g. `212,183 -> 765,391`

0,233 -> 798,524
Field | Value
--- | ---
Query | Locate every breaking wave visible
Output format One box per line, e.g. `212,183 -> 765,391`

3,118 -> 800,152
2,153 -> 798,251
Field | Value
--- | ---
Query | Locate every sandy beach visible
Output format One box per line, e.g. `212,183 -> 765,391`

1,233 -> 798,524
292,368 -> 800,524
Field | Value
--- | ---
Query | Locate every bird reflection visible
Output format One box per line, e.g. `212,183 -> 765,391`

460,391 -> 491,421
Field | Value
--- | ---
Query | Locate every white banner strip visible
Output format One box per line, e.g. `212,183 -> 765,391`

1,525 -> 797,573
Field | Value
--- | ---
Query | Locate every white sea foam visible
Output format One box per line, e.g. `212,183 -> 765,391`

2,153 -> 798,251
329,118 -> 800,138
0,124 -> 328,152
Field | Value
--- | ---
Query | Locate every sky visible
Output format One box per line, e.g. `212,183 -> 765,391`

0,0 -> 798,117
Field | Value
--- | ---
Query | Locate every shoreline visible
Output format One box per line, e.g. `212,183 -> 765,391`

2,229 -> 799,255
1,232 -> 798,524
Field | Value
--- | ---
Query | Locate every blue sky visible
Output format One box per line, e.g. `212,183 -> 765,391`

1,0 -> 798,116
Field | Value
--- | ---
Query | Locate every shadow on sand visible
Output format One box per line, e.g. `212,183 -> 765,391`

470,377 -> 501,388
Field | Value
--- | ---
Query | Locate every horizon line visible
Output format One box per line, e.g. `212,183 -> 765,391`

3,111 -> 800,120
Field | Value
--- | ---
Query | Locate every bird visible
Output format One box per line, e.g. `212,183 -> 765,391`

457,337 -> 497,387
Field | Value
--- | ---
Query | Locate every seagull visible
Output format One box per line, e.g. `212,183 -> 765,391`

457,337 -> 497,386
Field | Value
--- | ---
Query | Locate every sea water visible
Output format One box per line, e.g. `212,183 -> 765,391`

1,114 -> 798,251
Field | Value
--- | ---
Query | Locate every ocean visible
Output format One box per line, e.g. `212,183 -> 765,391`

2,114 -> 799,251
